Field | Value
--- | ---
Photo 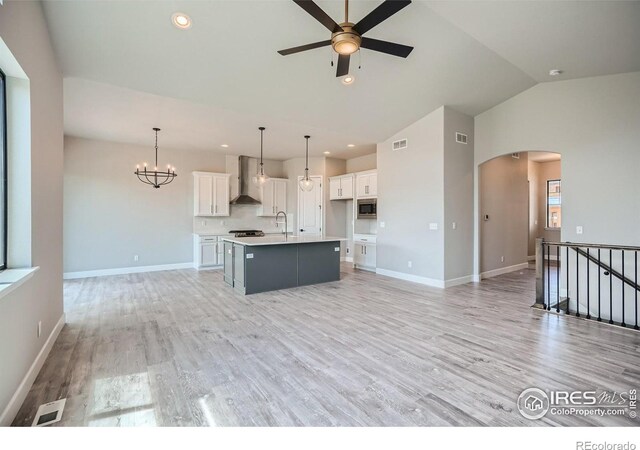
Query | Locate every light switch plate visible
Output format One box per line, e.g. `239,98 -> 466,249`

380,221 -> 385,228
576,226 -> 583,235
246,254 -> 254,259
429,223 -> 438,230
334,247 -> 340,252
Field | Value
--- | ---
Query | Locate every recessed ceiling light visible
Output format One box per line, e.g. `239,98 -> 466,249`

172,12 -> 192,29
323,151 -> 331,155
549,69 -> 563,76
220,144 -> 229,148
347,144 -> 355,148
341,75 -> 355,85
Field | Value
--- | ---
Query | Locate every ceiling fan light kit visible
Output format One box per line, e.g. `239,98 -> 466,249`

278,0 -> 414,78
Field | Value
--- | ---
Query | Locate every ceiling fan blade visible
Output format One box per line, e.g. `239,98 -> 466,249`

293,0 -> 343,33
361,37 -> 413,58
353,0 -> 411,35
278,40 -> 331,56
336,54 -> 350,77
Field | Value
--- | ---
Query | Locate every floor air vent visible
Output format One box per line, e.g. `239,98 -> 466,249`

32,398 -> 66,427
455,132 -> 468,144
392,138 -> 407,151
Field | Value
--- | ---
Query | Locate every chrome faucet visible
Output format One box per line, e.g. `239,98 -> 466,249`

275,211 -> 288,238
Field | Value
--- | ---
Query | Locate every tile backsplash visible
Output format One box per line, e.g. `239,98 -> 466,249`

193,204 -> 293,235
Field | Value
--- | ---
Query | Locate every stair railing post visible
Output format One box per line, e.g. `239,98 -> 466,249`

534,238 -> 546,308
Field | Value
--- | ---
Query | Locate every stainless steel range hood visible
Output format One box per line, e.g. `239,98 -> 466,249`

230,155 -> 261,205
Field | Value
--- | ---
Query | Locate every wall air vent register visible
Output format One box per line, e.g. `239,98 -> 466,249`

392,138 -> 408,151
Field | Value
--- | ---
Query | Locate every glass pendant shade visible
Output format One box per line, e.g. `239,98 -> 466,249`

253,126 -> 269,186
299,135 -> 314,191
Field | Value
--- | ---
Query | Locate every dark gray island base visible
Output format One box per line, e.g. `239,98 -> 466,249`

222,236 -> 345,294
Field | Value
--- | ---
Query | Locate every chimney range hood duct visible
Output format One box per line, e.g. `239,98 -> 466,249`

230,156 -> 262,205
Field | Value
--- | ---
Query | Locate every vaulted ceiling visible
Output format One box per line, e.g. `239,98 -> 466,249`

41,0 -> 640,159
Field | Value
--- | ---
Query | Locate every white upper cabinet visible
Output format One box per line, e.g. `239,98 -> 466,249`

258,178 -> 287,216
356,171 -> 377,198
193,172 -> 231,216
329,174 -> 354,200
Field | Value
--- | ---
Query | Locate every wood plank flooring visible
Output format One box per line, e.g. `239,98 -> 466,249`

12,265 -> 640,426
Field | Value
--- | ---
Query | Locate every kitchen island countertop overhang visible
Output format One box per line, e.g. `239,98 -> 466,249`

222,236 -> 347,294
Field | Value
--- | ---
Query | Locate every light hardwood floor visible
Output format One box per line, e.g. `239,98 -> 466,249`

12,265 -> 640,426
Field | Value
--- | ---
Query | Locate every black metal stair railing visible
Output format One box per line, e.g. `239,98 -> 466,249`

534,239 -> 640,330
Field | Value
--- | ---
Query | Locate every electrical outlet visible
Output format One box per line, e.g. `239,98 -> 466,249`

346,247 -> 350,254
37,321 -> 42,338
576,226 -> 583,235
501,256 -> 505,262
134,255 -> 139,262
408,261 -> 412,268
452,222 -> 457,230
379,221 -> 385,228
220,220 -> 225,226
201,220 -> 207,226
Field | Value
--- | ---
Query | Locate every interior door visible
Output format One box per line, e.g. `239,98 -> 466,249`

213,175 -> 229,216
297,175 -> 323,235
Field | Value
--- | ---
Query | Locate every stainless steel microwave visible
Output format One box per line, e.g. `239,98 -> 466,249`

357,198 -> 377,219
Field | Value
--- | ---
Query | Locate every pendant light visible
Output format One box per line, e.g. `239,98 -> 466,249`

299,135 -> 314,192
134,128 -> 177,189
252,126 -> 269,185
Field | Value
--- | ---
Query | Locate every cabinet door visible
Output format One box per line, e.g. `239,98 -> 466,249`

368,173 -> 377,197
212,175 -> 229,216
274,180 -> 287,214
260,180 -> 275,216
201,243 -> 217,266
233,244 -> 245,288
329,178 -> 341,200
364,244 -> 377,268
356,175 -> 369,198
195,174 -> 213,216
340,176 -> 354,199
354,243 -> 365,265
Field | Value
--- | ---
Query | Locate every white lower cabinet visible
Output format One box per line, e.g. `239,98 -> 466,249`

354,242 -> 376,270
193,235 -> 229,269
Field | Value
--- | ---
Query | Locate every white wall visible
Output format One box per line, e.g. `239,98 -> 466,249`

346,153 -> 376,172
0,1 -> 64,425
64,136 -> 231,272
479,154 -> 529,273
474,72 -> 640,278
377,107 -> 445,282
443,107 -> 474,281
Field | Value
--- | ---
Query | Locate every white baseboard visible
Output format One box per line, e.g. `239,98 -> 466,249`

444,275 -> 475,288
63,262 -> 194,279
0,313 -> 65,426
376,268 -> 445,289
343,256 -> 353,263
481,262 -> 529,280
528,255 -> 536,261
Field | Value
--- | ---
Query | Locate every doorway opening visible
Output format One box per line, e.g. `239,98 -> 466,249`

479,151 -> 561,280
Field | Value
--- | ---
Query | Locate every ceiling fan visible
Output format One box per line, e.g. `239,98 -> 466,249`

278,0 -> 414,77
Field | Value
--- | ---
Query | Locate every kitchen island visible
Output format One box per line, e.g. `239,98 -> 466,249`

222,235 -> 346,294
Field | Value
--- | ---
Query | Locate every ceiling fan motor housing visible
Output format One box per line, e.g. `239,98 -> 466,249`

331,23 -> 361,55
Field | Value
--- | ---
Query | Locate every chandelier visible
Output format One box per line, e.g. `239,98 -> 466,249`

134,127 -> 177,188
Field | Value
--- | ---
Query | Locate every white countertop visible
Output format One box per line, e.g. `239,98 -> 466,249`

221,235 -> 346,246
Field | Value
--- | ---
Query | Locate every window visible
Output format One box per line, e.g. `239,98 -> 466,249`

0,68 -> 6,270
546,179 -> 561,229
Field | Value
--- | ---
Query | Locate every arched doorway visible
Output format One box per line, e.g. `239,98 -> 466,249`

477,151 -> 561,284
